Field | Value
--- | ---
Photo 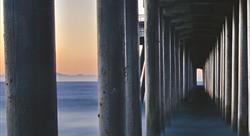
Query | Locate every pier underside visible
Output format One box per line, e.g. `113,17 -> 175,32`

165,87 -> 236,136
2,0 -> 250,136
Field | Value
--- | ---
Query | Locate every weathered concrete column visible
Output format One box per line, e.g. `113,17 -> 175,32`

247,0 -> 250,133
185,49 -> 190,95
171,30 -> 177,110
144,0 -> 161,135
224,16 -> 233,124
97,0 -> 126,135
175,39 -> 180,102
231,3 -> 239,131
209,52 -> 212,95
190,60 -> 193,90
158,11 -> 165,134
124,0 -> 142,135
189,61 -> 193,90
223,25 -> 227,118
220,26 -> 225,116
173,39 -> 179,102
214,45 -> 218,101
209,54 -> 212,96
215,42 -> 219,103
210,55 -> 213,96
216,39 -> 221,108
179,45 -> 183,100
237,0 -> 248,135
4,0 -> 58,136
182,46 -> 186,99
213,49 -> 216,100
192,65 -> 196,88
187,54 -> 191,91
163,22 -> 171,127
176,43 -> 180,101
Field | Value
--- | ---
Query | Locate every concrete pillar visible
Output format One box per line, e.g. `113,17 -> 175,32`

225,16 -> 233,124
188,61 -> 190,90
124,0 -> 142,135
215,42 -> 219,103
179,45 -> 183,100
182,45 -> 186,99
97,0 -> 126,135
189,62 -> 193,89
210,57 -> 212,93
144,0 -> 161,135
213,49 -> 216,100
192,65 -> 196,88
216,39 -> 221,108
174,40 -> 179,102
209,52 -> 212,96
231,4 -> 239,131
158,11 -> 165,134
210,54 -> 213,95
171,30 -> 177,110
214,45 -> 218,101
163,21 -> 171,128
220,26 -> 225,116
4,0 -> 58,136
185,49 -> 189,95
247,0 -> 250,133
210,55 -> 213,96
237,0 -> 248,135
176,44 -> 180,101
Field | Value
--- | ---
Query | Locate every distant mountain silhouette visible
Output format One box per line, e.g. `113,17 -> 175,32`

0,75 -> 4,82
57,73 -> 97,82
0,73 -> 97,82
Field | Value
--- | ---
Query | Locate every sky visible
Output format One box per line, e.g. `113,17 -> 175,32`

0,0 -> 145,76
0,0 -> 204,82
0,0 -> 3,75
197,69 -> 203,82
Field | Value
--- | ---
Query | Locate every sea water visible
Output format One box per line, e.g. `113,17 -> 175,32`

0,82 -> 99,136
0,82 -> 146,136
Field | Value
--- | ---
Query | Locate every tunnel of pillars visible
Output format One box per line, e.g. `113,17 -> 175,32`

98,0 -> 250,136
2,0 -> 250,136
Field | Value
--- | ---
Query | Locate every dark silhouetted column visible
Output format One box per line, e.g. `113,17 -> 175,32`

163,22 -> 171,128
4,0 -> 58,136
144,0 -> 161,135
125,0 -> 142,135
97,0 -> 126,135
231,3 -> 239,131
237,0 -> 248,135
224,16 -> 232,124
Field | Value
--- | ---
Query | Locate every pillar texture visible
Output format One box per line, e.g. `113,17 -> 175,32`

237,0 -> 248,135
144,0 -> 161,135
4,0 -> 58,136
231,4 -> 239,131
163,22 -> 171,127
97,0 -> 126,135
224,16 -> 232,124
125,0 -> 142,135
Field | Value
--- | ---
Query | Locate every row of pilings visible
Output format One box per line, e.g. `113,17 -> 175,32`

2,0 -> 235,136
1,0 -> 195,135
204,0 -> 250,136
97,0 -> 196,136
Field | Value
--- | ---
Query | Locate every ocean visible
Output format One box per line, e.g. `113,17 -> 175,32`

0,82 -> 99,136
0,82 -> 146,136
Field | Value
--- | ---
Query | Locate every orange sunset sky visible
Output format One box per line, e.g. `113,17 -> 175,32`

0,0 -> 203,81
0,0 -> 98,75
0,0 -> 145,76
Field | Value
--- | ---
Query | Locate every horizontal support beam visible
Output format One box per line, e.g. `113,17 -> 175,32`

160,0 -> 234,6
174,23 -> 220,30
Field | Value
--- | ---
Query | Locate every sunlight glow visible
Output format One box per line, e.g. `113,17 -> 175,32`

0,0 -> 145,76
